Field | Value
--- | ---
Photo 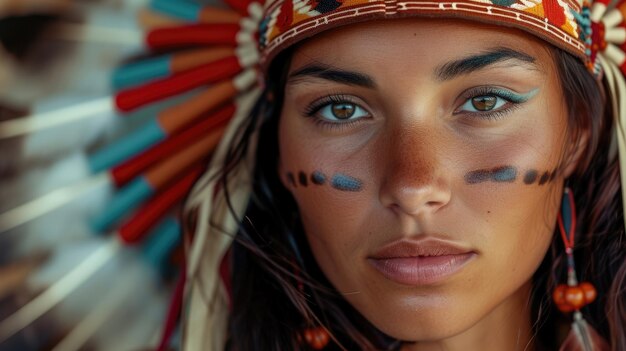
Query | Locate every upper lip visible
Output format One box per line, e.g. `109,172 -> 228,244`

369,237 -> 474,259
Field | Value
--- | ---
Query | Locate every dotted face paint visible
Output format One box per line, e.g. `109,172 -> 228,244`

465,166 -> 557,185
523,170 -> 538,184
287,172 -> 297,187
330,173 -> 363,192
538,171 -> 551,185
491,166 -> 517,182
299,171 -> 308,187
311,171 -> 327,185
286,171 -> 363,192
464,166 -> 517,184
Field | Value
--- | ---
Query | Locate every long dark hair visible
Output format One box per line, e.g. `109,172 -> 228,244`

218,46 -> 626,350
530,49 -> 626,350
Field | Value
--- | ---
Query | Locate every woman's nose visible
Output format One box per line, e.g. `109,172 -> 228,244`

378,124 -> 452,217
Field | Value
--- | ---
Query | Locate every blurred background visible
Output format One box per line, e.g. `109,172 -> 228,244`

0,0 -> 202,349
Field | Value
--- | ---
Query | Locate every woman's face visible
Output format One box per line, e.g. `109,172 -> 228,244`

278,19 -> 575,344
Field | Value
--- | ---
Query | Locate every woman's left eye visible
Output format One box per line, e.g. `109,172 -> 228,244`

456,87 -> 537,119
459,94 -> 507,113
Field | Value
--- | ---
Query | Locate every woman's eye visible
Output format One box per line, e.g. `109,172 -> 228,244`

460,95 -> 507,112
318,102 -> 369,121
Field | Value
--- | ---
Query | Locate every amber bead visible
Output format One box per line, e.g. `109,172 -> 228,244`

558,301 -> 576,312
553,284 -> 567,306
580,282 -> 597,304
564,286 -> 585,309
303,327 -> 330,350
553,283 -> 598,313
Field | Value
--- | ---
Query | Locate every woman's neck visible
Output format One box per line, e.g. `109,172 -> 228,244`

400,282 -> 535,351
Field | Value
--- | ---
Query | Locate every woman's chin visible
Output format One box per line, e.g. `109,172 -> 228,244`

349,290 -> 478,342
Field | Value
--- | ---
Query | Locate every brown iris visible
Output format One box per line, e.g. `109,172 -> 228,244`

331,103 -> 356,119
471,96 -> 497,111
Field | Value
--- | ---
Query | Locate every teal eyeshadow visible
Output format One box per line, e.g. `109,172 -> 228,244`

495,88 -> 539,103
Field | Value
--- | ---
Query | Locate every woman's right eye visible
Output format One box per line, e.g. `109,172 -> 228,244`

304,96 -> 371,125
317,102 -> 370,121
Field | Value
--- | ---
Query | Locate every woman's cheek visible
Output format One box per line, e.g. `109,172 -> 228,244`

282,168 -> 373,288
278,129 -> 375,272
281,165 -> 371,239
458,119 -> 562,204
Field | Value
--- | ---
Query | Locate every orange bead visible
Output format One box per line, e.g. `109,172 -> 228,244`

565,286 -> 585,309
580,282 -> 597,304
553,284 -> 568,306
303,327 -> 330,350
303,329 -> 314,343
556,301 -> 576,313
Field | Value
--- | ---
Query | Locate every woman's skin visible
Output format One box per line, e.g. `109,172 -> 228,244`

278,19 -> 586,351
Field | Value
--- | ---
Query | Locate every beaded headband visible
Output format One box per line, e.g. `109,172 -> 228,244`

256,0 -> 626,77
259,0 -> 586,66
37,0 -> 625,349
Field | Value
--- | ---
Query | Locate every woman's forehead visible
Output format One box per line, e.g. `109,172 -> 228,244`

288,19 -> 552,79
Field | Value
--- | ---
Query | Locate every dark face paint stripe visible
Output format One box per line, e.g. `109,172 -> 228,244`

538,171 -> 550,185
287,172 -> 297,187
465,166 -> 518,184
465,170 -> 492,184
548,170 -> 557,182
523,170 -> 538,184
299,171 -> 308,187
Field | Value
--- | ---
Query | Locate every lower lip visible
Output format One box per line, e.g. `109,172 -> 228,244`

368,253 -> 475,286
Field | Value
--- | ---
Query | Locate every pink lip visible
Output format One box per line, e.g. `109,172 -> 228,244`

368,238 -> 476,286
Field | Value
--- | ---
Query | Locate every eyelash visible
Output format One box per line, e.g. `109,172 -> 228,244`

303,94 -> 369,130
455,86 -> 526,121
303,94 -> 355,116
302,87 -> 530,129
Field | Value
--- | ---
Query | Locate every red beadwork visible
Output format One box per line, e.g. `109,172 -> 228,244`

592,21 -> 606,51
589,21 -> 605,72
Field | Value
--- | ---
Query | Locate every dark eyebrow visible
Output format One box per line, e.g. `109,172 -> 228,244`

287,64 -> 377,88
435,47 -> 537,81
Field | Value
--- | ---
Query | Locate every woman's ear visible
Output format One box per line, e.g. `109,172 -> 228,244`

561,127 -> 590,178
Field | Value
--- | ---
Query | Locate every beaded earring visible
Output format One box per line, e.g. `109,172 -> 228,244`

301,326 -> 330,350
291,258 -> 331,350
552,187 -> 608,351
552,188 -> 597,313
